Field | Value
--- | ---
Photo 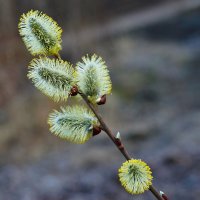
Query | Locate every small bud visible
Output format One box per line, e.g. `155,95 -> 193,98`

115,132 -> 123,148
93,125 -> 101,136
160,191 -> 168,200
97,95 -> 106,105
70,86 -> 78,96
116,132 -> 121,140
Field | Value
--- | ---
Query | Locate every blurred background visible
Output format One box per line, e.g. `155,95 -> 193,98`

0,0 -> 200,199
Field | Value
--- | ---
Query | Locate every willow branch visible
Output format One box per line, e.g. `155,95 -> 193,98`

79,92 -> 165,200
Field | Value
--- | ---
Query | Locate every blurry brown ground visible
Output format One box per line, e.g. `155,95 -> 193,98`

0,0 -> 200,200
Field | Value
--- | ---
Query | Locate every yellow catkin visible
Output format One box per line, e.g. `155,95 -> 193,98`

76,54 -> 112,104
118,159 -> 153,194
18,10 -> 62,56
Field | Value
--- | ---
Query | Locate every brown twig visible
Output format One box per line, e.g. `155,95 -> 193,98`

53,52 -> 166,200
79,92 -> 165,200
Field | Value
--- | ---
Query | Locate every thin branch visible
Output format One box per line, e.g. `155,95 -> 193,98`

54,52 -> 166,200
79,92 -> 131,159
79,92 -> 165,200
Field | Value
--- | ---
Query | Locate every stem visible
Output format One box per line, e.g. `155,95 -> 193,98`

54,53 -> 166,200
80,92 -> 131,159
79,92 -> 165,200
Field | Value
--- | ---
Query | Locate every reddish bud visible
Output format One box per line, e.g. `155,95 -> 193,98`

97,95 -> 106,105
115,133 -> 122,146
160,191 -> 168,200
115,138 -> 122,146
70,86 -> 78,96
162,194 -> 168,200
115,132 -> 124,150
93,126 -> 101,136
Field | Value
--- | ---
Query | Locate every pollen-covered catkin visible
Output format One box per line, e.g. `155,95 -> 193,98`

76,54 -> 112,104
18,10 -> 62,56
118,159 -> 153,194
48,106 -> 99,144
27,57 -> 76,102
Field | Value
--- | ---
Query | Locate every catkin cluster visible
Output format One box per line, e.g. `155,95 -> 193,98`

19,10 -> 153,195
